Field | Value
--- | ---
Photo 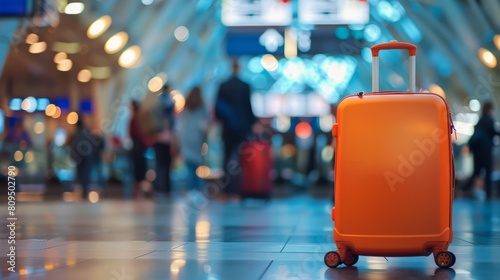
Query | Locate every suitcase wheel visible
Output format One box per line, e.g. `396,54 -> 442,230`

434,251 -> 456,268
343,253 -> 359,267
324,251 -> 342,268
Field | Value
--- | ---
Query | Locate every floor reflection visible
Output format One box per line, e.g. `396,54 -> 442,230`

0,196 -> 499,279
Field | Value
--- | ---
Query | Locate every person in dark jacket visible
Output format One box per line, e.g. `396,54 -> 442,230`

215,60 -> 258,201
463,101 -> 500,199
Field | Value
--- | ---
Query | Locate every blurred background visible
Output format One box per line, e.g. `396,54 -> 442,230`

0,0 -> 499,202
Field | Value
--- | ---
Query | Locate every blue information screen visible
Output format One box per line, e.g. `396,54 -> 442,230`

0,0 -> 35,17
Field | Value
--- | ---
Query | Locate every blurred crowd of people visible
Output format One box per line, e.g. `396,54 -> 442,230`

3,61 -> 500,203
1,60 -> 262,203
61,60 -> 260,202
124,60 -> 263,202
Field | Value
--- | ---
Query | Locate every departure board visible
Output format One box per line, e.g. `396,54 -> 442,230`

221,0 -> 293,26
298,0 -> 369,25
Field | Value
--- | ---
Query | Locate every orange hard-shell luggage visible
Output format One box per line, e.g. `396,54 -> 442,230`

324,41 -> 456,269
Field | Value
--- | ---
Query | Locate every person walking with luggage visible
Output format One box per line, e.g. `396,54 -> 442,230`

215,60 -> 259,202
463,101 -> 500,200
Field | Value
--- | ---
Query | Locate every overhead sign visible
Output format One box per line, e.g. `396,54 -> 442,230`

226,30 -> 285,56
251,93 -> 330,117
226,30 -> 363,56
221,0 -> 293,27
298,0 -> 370,25
0,0 -> 35,17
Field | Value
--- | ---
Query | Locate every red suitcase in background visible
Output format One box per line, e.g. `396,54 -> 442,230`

324,41 -> 456,269
240,140 -> 273,199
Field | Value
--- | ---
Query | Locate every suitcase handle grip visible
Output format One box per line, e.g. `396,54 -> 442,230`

371,41 -> 417,57
371,41 -> 417,92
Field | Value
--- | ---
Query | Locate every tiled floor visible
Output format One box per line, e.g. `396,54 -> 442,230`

1,194 -> 499,279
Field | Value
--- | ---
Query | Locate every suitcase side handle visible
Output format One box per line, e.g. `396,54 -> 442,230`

371,40 -> 417,93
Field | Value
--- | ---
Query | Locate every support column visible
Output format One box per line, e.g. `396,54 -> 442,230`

69,81 -> 79,113
91,80 -> 105,133
0,19 -> 19,78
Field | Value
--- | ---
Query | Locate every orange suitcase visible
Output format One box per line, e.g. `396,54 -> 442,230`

324,41 -> 456,269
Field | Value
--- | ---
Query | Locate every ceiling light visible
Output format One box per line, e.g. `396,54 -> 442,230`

118,46 -> 141,68
87,15 -> 112,39
64,2 -> 85,14
142,0 -> 154,5
78,69 -> 92,82
54,52 -> 67,64
25,33 -> 38,44
57,59 -> 73,71
105,32 -> 128,54
495,35 -> 500,52
29,42 -> 47,54
478,48 -> 497,68
148,76 -> 163,92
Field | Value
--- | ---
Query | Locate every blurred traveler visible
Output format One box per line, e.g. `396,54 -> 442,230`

176,86 -> 209,193
142,84 -> 176,200
68,116 -> 102,199
215,60 -> 260,201
463,101 -> 500,199
129,101 -> 152,198
5,121 -> 32,150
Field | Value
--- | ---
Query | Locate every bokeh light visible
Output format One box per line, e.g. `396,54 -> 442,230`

45,104 -> 56,116
54,52 -> 67,63
14,151 -> 23,162
87,16 -> 111,39
78,69 -> 92,83
295,122 -> 312,139
119,46 -> 141,68
469,99 -> 481,112
196,166 -> 210,178
52,106 -> 62,118
67,112 -> 79,125
25,33 -> 39,44
174,26 -> 190,42
105,32 -> 128,54
33,122 -> 45,134
261,54 -> 279,72
478,48 -> 497,68
25,151 -> 34,163
88,191 -> 100,203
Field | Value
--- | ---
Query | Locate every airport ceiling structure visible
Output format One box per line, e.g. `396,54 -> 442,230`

0,0 -> 500,135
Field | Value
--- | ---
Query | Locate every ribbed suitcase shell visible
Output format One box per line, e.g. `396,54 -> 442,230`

331,92 -> 454,258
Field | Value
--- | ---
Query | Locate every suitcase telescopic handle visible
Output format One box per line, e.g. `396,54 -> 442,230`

371,40 -> 417,92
